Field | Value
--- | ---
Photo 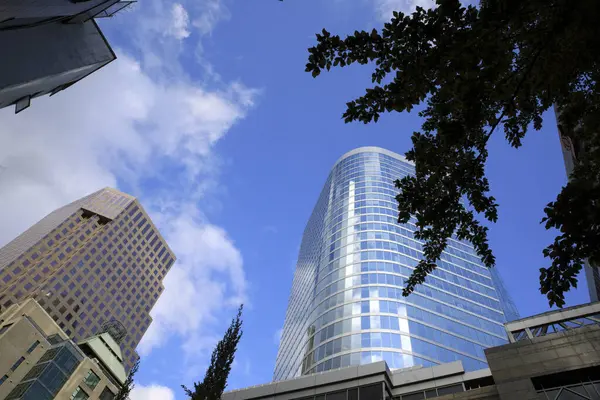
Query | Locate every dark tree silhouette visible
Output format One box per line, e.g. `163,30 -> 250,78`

114,359 -> 140,400
182,305 -> 244,400
305,0 -> 600,308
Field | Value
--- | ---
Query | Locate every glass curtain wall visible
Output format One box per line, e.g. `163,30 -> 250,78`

274,147 -> 519,381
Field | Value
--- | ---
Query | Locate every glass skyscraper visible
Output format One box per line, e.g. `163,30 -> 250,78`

274,147 -> 519,381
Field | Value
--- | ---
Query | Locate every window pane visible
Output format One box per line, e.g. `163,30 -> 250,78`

39,364 -> 68,395
583,384 -> 599,400
402,392 -> 425,400
566,385 -> 588,396
348,388 -> 358,400
0,323 -> 13,334
22,381 -> 53,400
47,334 -> 63,345
55,348 -> 80,375
557,388 -> 588,399
360,384 -> 382,400
11,357 -> 26,371
27,341 -> 41,354
71,386 -> 90,400
544,389 -> 561,399
5,382 -> 32,400
327,391 -> 346,400
437,384 -> 464,395
39,348 -> 60,363
83,370 -> 101,389
99,387 -> 116,400
22,363 -> 48,381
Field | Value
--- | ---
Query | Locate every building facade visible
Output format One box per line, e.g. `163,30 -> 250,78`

0,188 -> 175,371
225,301 -> 600,400
0,298 -> 126,400
274,147 -> 519,381
0,0 -> 133,113
554,105 -> 600,303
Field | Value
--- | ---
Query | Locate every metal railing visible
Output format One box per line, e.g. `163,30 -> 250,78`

505,301 -> 600,343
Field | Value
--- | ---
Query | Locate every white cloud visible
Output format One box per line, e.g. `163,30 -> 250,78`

374,0 -> 478,21
167,3 -> 191,40
0,0 -> 257,364
0,53 -> 255,241
138,212 -> 247,355
192,0 -> 230,36
375,0 -> 435,20
130,384 -> 176,400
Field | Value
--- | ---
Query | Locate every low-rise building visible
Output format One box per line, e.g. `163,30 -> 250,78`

223,302 -> 600,400
0,298 -> 125,399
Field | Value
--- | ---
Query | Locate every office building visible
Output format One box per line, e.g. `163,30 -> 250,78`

0,0 -> 133,113
225,301 -> 600,400
0,187 -> 175,371
0,298 -> 126,400
274,147 -> 519,381
555,105 -> 600,302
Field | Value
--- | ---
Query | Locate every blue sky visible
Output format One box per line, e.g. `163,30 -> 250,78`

0,0 -> 591,399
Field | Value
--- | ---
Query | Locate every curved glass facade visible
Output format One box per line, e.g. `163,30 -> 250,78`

273,147 -> 519,381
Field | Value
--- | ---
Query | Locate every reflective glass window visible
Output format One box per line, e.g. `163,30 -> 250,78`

83,370 -> 101,389
71,386 -> 89,400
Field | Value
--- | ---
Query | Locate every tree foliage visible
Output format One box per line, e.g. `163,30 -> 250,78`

114,359 -> 140,400
305,0 -> 600,307
182,305 -> 244,400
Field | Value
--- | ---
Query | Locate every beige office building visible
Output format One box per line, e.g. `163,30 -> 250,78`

0,299 -> 126,399
0,188 -> 175,371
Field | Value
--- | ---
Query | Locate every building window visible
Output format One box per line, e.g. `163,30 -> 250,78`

47,334 -> 63,345
0,375 -> 8,386
27,341 -> 40,353
360,384 -> 383,400
0,323 -> 13,334
10,356 -> 25,371
99,386 -> 116,400
71,386 -> 89,400
83,370 -> 101,389
533,365 -> 600,400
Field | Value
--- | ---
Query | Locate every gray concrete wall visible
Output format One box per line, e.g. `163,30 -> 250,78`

223,325 -> 600,400
223,362 -> 390,400
485,324 -> 600,400
0,19 -> 114,109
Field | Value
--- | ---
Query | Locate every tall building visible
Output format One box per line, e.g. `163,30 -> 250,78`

0,188 -> 175,371
0,0 -> 133,113
274,147 -> 519,381
555,105 -> 600,302
0,298 -> 126,399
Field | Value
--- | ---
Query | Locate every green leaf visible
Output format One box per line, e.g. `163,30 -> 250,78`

304,0 -> 600,308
